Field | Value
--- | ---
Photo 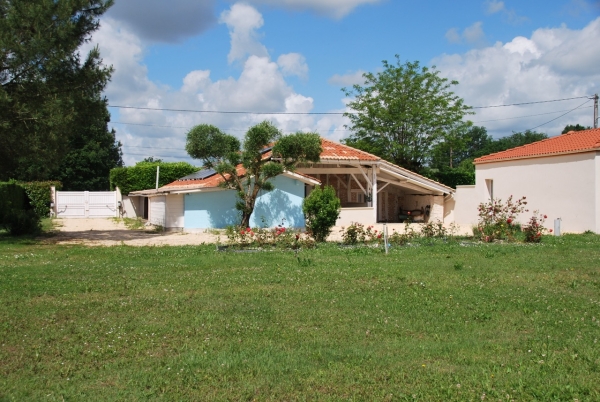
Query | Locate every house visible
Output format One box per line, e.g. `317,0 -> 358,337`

451,128 -> 600,233
294,139 -> 455,226
126,138 -> 455,230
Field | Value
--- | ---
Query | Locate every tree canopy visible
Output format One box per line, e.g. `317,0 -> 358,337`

0,0 -> 120,186
343,56 -> 472,173
186,121 -> 322,228
425,129 -> 548,188
562,124 -> 590,134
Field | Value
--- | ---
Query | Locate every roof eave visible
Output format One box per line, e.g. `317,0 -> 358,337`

474,148 -> 599,165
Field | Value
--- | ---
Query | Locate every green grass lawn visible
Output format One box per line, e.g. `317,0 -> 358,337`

1,234 -> 599,401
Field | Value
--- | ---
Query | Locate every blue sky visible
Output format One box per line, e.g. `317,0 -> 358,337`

86,0 -> 600,165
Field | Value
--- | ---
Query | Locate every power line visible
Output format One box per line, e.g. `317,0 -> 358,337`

108,96 -> 592,115
472,105 -> 593,123
527,99 -> 592,131
111,105 -> 594,133
471,96 -> 590,109
109,105 -> 345,115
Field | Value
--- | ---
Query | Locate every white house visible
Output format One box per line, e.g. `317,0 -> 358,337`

452,128 -> 600,233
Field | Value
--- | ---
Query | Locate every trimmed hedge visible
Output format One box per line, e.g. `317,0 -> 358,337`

110,162 -> 199,195
0,182 -> 28,212
0,181 -> 40,235
20,181 -> 62,218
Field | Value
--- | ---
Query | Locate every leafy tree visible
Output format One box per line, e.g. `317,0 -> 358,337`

142,157 -> 163,163
302,185 -> 341,242
186,121 -> 322,228
562,124 -> 590,134
109,162 -> 198,195
343,56 -> 472,173
429,124 -> 491,171
0,0 -> 115,181
480,130 -> 547,156
426,128 -> 546,188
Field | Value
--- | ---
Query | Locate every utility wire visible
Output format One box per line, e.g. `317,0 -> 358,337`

108,96 -> 591,115
470,96 -> 589,109
526,99 -> 591,131
111,105 -> 594,132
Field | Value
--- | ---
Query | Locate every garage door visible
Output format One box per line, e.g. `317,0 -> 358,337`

149,196 -> 166,227
56,191 -> 117,218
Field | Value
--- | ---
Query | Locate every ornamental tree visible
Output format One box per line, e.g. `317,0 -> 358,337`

185,121 -> 322,228
342,55 -> 472,173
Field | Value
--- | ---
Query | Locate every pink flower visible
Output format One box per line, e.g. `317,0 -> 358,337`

246,227 -> 251,232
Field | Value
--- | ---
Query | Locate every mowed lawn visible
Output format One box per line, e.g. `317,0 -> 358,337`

1,234 -> 599,401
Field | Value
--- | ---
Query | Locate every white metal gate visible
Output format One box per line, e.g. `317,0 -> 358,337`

56,191 -> 118,218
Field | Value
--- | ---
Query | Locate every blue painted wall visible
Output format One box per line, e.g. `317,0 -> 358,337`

184,175 -> 306,229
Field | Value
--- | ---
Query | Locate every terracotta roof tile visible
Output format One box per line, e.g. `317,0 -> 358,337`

319,138 -> 381,161
474,128 -> 600,164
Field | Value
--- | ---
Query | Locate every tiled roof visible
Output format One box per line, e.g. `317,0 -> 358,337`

161,164 -> 246,189
320,138 -> 381,161
474,128 -> 600,164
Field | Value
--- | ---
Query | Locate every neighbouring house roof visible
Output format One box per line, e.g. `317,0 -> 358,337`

474,128 -> 600,164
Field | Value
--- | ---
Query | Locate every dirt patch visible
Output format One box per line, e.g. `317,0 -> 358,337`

45,219 -> 224,247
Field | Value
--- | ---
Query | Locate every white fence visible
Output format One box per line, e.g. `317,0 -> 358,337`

55,191 -> 118,218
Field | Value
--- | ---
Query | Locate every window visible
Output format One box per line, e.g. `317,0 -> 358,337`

485,179 -> 494,200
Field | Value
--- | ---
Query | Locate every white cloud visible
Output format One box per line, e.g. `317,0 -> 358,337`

220,3 -> 269,63
463,22 -> 486,45
277,53 -> 309,79
445,22 -> 487,46
485,0 -> 505,14
483,0 -> 528,24
434,17 -> 600,138
86,4 -> 349,166
328,70 -> 367,87
244,0 -> 383,19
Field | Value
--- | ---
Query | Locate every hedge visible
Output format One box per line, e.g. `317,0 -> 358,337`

0,182 -> 28,214
109,162 -> 199,195
19,181 -> 62,218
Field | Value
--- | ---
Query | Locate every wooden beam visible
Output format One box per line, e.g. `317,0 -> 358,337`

297,168 -> 365,174
377,182 -> 390,193
350,174 -> 367,194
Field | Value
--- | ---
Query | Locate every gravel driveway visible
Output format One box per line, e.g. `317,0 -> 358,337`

47,219 -> 223,247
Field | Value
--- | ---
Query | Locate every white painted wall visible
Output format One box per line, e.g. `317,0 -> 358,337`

337,207 -> 375,227
453,152 -> 597,233
121,196 -> 142,218
452,185 -> 478,227
166,194 -> 184,230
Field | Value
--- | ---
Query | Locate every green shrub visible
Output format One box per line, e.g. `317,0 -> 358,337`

475,196 -> 527,242
339,222 -> 381,245
302,185 -> 341,242
19,181 -> 62,218
0,182 -> 27,213
523,210 -> 549,243
110,162 -> 199,195
0,209 -> 41,236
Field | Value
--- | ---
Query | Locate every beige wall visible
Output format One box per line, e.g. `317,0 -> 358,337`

453,152 -> 597,233
337,207 -> 375,227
